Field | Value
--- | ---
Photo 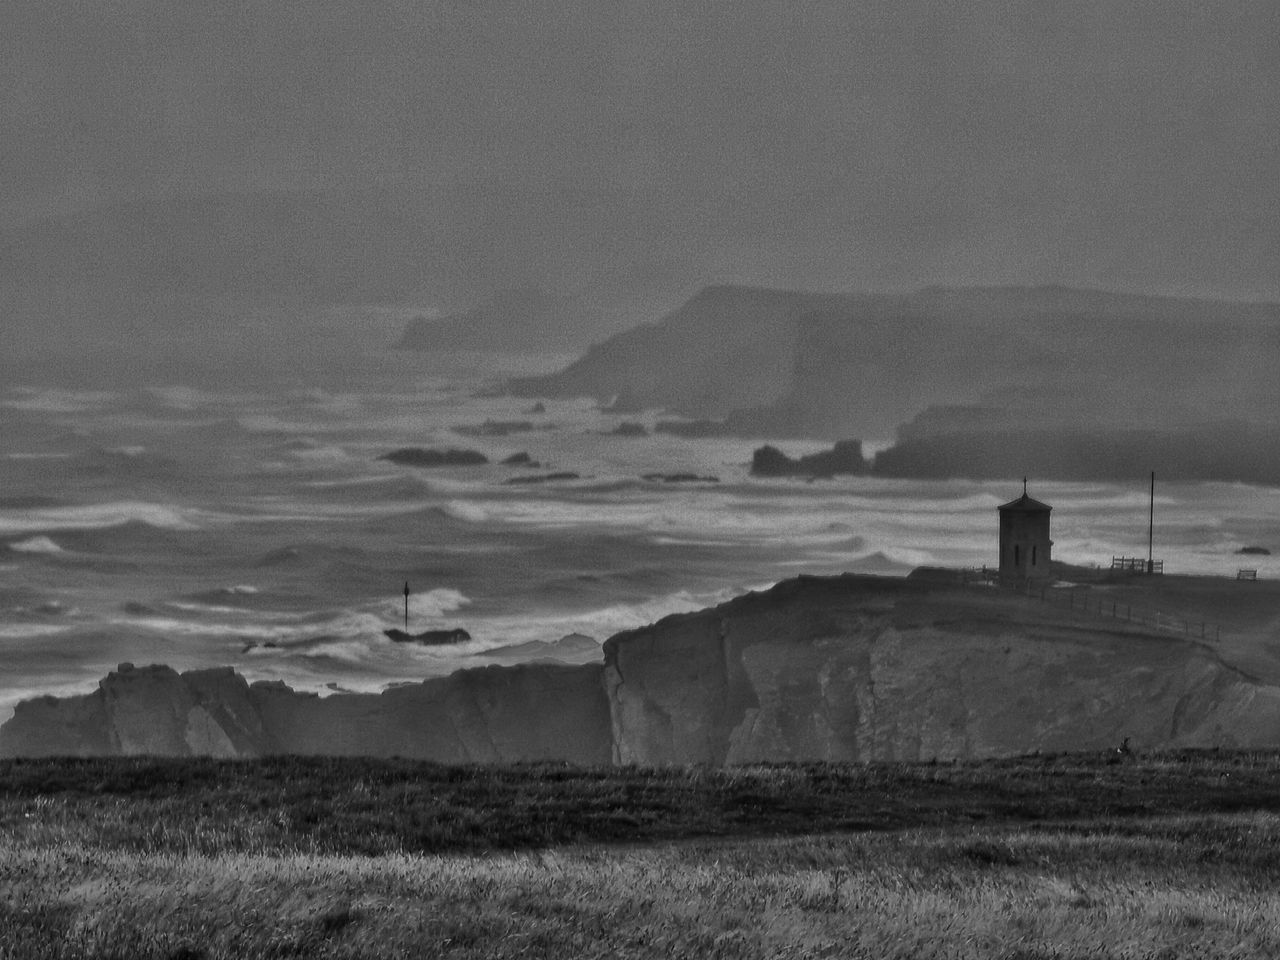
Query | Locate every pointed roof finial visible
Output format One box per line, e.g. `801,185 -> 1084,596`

1023,476 -> 1028,497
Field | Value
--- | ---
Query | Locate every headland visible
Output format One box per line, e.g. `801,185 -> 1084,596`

5,569 -> 1279,763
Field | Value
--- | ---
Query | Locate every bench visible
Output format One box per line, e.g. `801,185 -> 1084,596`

1238,568 -> 1258,581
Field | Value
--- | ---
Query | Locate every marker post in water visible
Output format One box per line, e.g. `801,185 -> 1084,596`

403,581 -> 410,632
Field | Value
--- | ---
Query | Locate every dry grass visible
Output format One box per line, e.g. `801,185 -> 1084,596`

5,754 -> 1280,958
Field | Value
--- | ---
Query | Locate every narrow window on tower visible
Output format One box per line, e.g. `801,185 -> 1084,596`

1032,545 -> 1037,566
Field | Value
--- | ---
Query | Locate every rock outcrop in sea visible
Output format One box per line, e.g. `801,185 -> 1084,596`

749,441 -> 868,478
5,575 -> 1280,762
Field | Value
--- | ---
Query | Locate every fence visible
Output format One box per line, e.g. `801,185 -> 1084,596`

1018,578 -> 1220,642
960,567 -> 1221,642
1111,557 -> 1164,574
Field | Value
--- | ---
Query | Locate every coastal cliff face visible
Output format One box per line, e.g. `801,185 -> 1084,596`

506,285 -> 852,418
603,576 -> 1280,764
0,662 -> 611,764
6,575 -> 1280,763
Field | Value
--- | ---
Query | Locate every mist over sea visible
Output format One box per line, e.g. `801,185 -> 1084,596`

3,349 -> 1279,722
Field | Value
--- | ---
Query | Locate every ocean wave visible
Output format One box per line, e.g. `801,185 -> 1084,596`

2,388 -> 118,414
0,624 -> 73,640
440,501 -> 488,523
0,501 -> 201,536
7,536 -> 63,554
396,588 -> 472,621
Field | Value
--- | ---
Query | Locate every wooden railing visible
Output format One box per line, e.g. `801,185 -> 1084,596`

959,568 -> 1222,643
1111,556 -> 1163,574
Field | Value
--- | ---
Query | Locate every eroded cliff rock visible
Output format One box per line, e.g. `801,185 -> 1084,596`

603,575 -> 1280,764
1,661 -> 610,763
6,575 -> 1280,763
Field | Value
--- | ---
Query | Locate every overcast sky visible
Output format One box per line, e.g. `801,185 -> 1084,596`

3,0 -> 1278,314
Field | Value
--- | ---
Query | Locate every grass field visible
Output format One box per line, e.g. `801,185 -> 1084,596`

5,751 -> 1280,958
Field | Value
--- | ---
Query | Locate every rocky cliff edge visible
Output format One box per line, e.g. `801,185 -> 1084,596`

603,575 -> 1280,764
5,575 -> 1280,763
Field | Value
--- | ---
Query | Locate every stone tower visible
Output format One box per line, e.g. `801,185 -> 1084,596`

998,480 -> 1052,580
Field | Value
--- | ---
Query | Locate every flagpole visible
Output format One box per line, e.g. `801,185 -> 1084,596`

1152,471 -> 1162,576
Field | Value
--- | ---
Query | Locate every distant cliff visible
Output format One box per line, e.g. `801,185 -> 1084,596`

397,287 -> 603,352
6,575 -> 1280,763
509,283 -> 1280,446
871,418 -> 1280,483
507,285 -> 854,418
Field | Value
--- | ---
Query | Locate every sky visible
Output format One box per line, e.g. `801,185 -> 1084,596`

1,0 -> 1278,328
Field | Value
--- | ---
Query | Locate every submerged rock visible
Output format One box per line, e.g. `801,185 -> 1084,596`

654,419 -> 731,438
610,421 -> 648,437
504,472 -> 580,484
453,420 -> 538,437
640,473 -> 720,483
378,448 -> 488,467
383,628 -> 472,645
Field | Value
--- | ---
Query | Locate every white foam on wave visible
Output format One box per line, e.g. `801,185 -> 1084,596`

442,501 -> 488,523
288,445 -> 352,462
0,501 -> 200,535
399,588 -> 471,620
111,616 -> 299,640
303,474 -> 413,489
0,624 -> 72,640
8,536 -> 63,554
114,588 -> 474,647
452,585 -> 761,652
2,388 -> 117,414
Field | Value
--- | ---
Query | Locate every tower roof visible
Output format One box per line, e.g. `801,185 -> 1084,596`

998,492 -> 1052,513
998,478 -> 1051,512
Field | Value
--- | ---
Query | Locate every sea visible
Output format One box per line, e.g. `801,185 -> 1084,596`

4,346 -> 1280,723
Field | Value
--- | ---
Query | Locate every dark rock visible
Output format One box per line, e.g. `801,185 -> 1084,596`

1,660 -> 612,763
501,451 -> 537,466
378,448 -> 488,468
526,402 -> 547,414
453,420 -> 537,437
654,419 -> 731,438
750,440 -> 868,477
383,628 -> 472,646
1238,546 -> 1272,555
640,473 -> 720,483
610,422 -> 648,437
504,472 -> 580,484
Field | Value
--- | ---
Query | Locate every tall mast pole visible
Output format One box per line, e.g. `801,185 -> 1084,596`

404,581 -> 410,632
1147,471 -> 1155,574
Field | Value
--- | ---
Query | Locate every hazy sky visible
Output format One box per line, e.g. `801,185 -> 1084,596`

3,0 -> 1278,314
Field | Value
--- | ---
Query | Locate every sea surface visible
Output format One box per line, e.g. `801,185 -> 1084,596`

4,349 -> 1280,721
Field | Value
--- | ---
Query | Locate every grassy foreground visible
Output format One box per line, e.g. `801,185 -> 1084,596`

4,751 -> 1280,958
